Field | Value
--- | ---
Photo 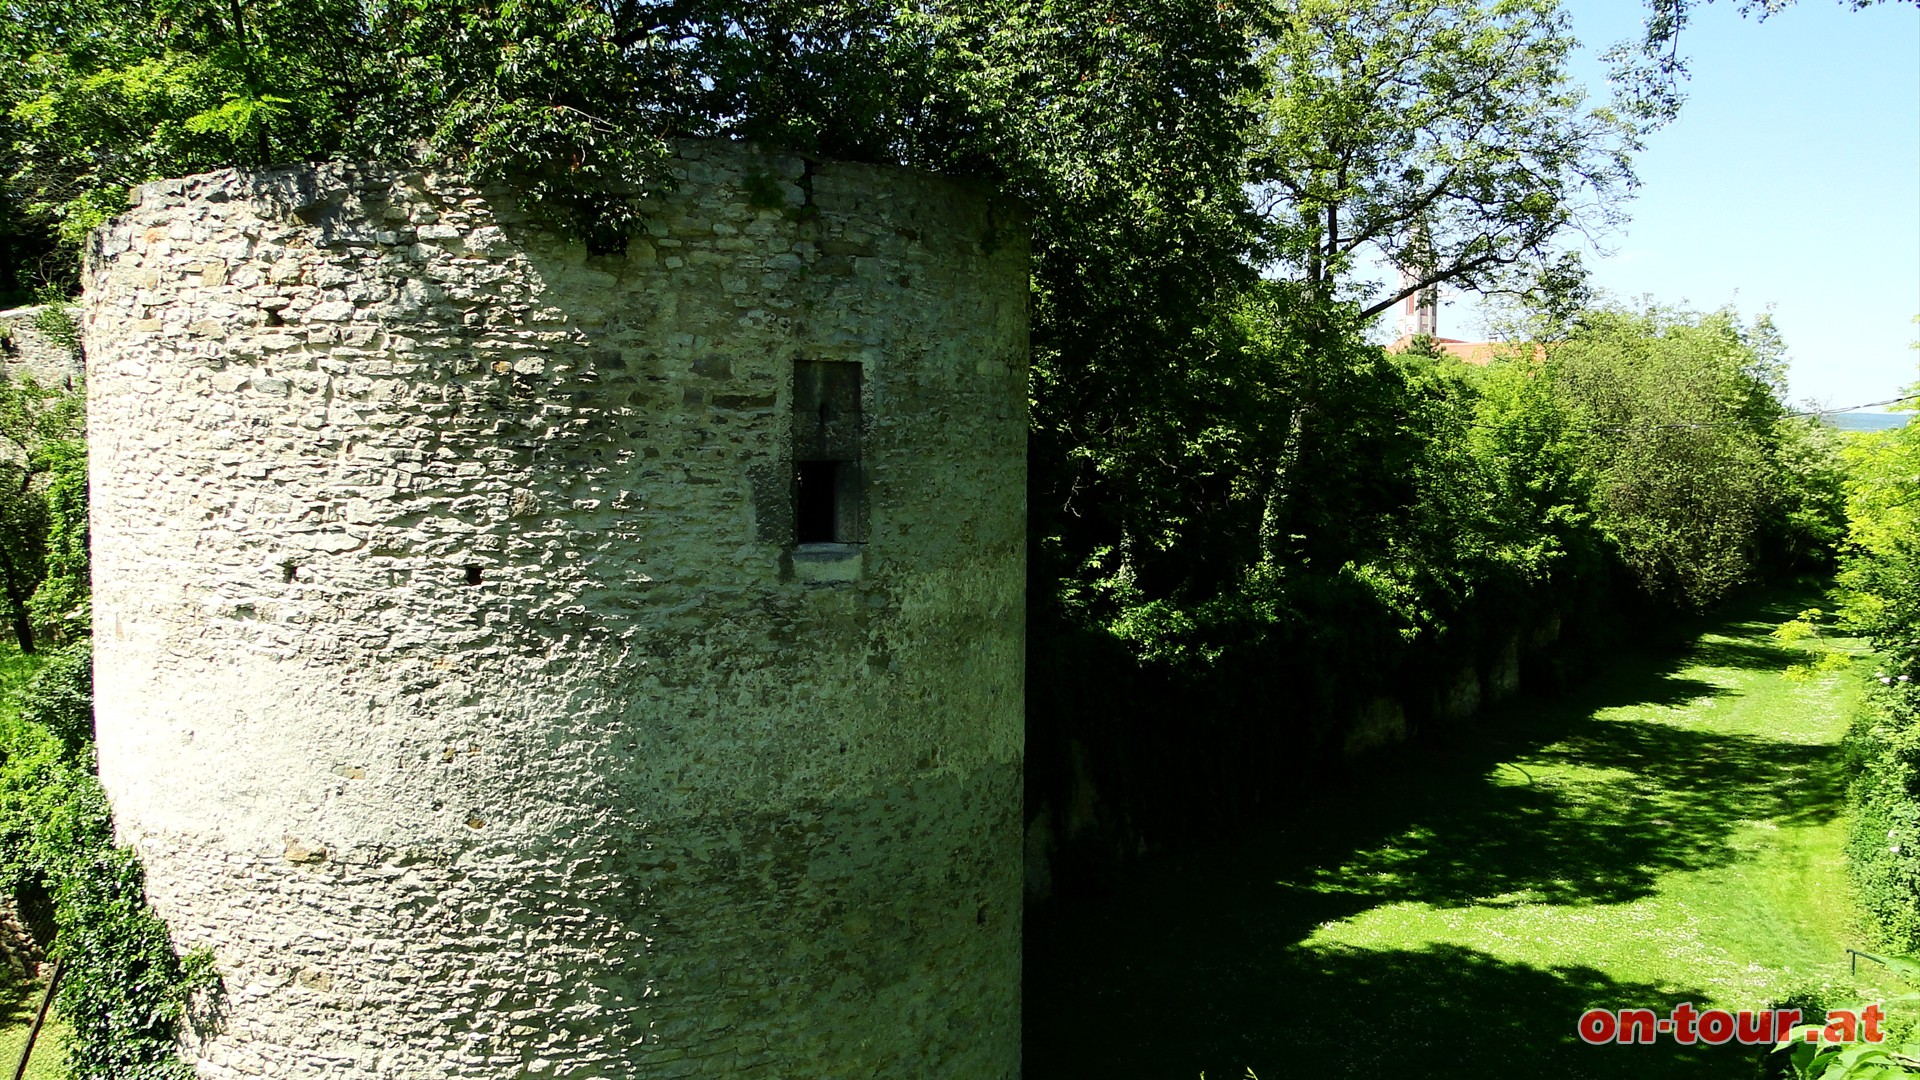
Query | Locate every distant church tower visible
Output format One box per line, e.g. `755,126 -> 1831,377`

1399,268 -> 1438,339
1397,217 -> 1439,340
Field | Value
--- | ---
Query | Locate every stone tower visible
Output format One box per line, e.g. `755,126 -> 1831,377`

82,142 -> 1027,1078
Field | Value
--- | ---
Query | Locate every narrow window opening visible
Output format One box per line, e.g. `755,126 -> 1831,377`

792,361 -> 864,545
795,460 -> 841,543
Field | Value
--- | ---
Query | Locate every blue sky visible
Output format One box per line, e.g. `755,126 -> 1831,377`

1438,0 -> 1920,410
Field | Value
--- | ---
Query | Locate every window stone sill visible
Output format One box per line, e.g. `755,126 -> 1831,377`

789,543 -> 864,583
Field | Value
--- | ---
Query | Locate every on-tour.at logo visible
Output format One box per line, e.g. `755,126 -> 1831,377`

1577,1003 -> 1886,1046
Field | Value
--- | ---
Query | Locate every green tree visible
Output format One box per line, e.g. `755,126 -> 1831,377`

1252,0 -> 1638,318
1549,304 -> 1802,607
2,0 -> 1274,263
0,371 -> 84,653
2,0 -> 385,259
1834,370 -> 1920,953
1765,412 -> 1848,571
1836,376 -> 1920,672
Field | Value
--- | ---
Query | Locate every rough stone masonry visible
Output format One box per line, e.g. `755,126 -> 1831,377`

82,140 -> 1027,1078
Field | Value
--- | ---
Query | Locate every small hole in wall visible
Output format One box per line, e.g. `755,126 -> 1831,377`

464,565 -> 483,586
265,309 -> 284,327
282,563 -> 298,583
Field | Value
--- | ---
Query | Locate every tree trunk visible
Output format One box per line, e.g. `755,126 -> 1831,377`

0,542 -> 36,654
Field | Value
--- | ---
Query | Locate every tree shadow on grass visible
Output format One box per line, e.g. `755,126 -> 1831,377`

1026,588 -> 1840,1078
0,963 -> 50,1075
1293,713 -> 1844,912
1028,940 -> 1752,1079
1683,637 -> 1805,674
0,962 -> 38,1031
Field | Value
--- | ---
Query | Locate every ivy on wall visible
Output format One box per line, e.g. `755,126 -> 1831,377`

1,636 -> 214,1075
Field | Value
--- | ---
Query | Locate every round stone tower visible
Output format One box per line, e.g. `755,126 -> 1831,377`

82,142 -> 1026,1078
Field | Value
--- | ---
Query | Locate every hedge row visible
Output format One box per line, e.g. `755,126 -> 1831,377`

1836,392 -> 1920,949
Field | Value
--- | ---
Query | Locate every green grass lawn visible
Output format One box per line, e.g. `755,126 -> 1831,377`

0,965 -> 70,1080
1026,587 -> 1883,1078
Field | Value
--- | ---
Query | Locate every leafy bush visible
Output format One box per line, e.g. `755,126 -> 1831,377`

29,287 -> 80,352
1836,373 -> 1920,949
19,640 -> 90,754
1845,689 -> 1920,950
27,425 -> 90,647
0,655 -> 108,895
1764,953 -> 1920,1078
53,849 -> 212,1080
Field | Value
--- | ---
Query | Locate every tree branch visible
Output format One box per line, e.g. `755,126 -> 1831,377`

1359,248 -> 1512,321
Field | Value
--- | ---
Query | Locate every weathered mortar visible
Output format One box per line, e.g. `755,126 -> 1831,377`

83,141 -> 1027,1078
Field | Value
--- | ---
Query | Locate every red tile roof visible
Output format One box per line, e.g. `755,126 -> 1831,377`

1386,335 -> 1545,366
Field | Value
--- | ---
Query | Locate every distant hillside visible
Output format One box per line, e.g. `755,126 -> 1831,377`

1827,412 -> 1911,432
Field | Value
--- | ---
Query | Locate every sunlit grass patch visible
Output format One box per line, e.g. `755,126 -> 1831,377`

1304,593 -> 1868,1016
0,966 -> 70,1080
1027,586 -> 1878,1079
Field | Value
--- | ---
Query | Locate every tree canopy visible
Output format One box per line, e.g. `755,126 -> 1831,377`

1253,0 -> 1638,317
0,0 -> 1273,264
1548,304 -> 1836,607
